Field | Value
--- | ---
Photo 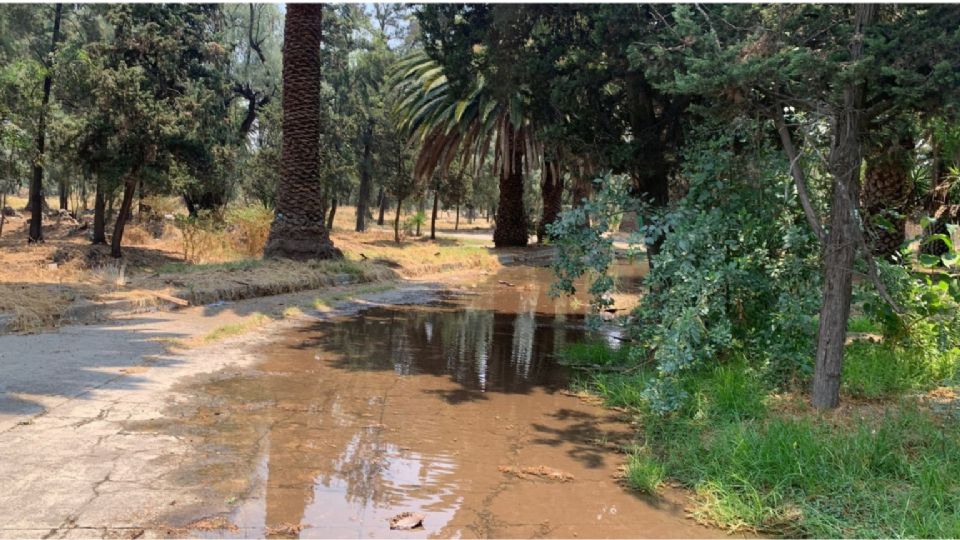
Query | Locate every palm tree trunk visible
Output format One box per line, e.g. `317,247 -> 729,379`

812,4 -> 875,410
264,4 -> 340,260
537,160 -> 563,243
493,127 -> 528,247
863,135 -> 913,259
28,3 -> 63,243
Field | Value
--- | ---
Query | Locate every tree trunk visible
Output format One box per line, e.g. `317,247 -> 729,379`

326,197 -> 337,230
377,187 -> 387,226
455,204 -> 460,230
110,176 -> 137,258
394,195 -> 403,244
28,3 -> 63,243
493,127 -> 528,247
0,192 -> 6,236
537,161 -> 563,243
263,4 -> 340,260
862,136 -> 912,259
137,177 -> 145,218
92,177 -> 106,245
430,186 -> 439,240
59,176 -> 68,211
355,124 -> 373,232
811,4 -> 876,410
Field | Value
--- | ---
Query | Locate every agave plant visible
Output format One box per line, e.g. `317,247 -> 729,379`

390,50 -> 541,247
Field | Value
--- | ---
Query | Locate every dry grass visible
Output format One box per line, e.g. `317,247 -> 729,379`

0,197 -> 498,333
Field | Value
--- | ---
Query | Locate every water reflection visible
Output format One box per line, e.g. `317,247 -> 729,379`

315,304 -> 580,395
170,265 -> 699,539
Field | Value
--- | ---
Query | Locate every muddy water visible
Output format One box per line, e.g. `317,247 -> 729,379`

145,265 -> 714,538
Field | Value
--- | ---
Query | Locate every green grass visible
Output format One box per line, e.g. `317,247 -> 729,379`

844,339 -> 960,399
558,341 -> 635,367
203,313 -> 268,342
567,339 -> 960,537
656,407 -> 960,537
847,314 -> 882,333
624,452 -> 665,494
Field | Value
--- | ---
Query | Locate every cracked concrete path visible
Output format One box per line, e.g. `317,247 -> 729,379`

0,281 -> 446,538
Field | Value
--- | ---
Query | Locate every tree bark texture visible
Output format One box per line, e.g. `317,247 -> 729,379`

862,135 -> 913,259
110,176 -> 137,258
811,3 -> 876,410
264,4 -> 341,260
430,186 -> 440,240
493,127 -> 528,247
537,160 -> 563,243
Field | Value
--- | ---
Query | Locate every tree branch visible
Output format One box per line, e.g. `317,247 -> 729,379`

772,105 -> 825,243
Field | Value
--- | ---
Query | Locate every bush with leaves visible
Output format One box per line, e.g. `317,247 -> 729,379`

551,130 -> 821,412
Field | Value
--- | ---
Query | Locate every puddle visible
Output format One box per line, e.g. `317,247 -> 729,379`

136,265 -> 715,538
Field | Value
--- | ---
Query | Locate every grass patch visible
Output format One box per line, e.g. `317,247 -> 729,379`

558,340 -> 634,367
203,313 -> 269,342
844,339 -> 960,399
311,283 -> 396,312
658,406 -> 960,537
624,452 -> 664,494
158,259 -> 265,274
567,339 -> 960,537
847,314 -> 882,334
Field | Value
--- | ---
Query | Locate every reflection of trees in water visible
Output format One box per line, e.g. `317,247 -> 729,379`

317,302 -> 583,393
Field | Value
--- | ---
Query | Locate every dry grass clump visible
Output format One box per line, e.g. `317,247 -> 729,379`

0,283 -> 84,332
151,258 -> 396,305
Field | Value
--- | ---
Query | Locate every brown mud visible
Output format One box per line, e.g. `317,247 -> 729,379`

132,265 -> 716,538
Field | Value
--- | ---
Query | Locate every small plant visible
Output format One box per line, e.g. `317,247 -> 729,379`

227,206 -> 272,257
624,452 -> 664,494
405,210 -> 427,237
174,211 -> 226,264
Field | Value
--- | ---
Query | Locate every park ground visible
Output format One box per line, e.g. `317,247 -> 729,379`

2,196 -> 959,538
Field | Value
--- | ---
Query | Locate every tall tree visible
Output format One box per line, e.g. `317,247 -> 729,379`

263,3 -> 340,260
27,3 -> 62,243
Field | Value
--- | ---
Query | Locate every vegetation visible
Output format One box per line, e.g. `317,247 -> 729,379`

1,4 -> 959,535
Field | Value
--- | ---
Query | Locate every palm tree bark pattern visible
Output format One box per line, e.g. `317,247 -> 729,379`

264,4 -> 340,260
493,127 -> 528,247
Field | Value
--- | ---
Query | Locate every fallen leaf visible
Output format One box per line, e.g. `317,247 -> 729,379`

389,511 -> 425,530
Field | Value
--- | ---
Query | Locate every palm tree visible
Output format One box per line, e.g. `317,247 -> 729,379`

862,137 -> 913,259
263,4 -> 340,260
392,51 -> 537,247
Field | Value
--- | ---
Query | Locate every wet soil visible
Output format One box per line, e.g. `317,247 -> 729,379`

135,265 -> 715,538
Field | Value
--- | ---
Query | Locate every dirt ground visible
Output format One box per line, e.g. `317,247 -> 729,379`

0,198 -> 499,333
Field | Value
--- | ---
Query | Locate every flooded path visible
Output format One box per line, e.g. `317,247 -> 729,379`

139,266 -> 714,538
